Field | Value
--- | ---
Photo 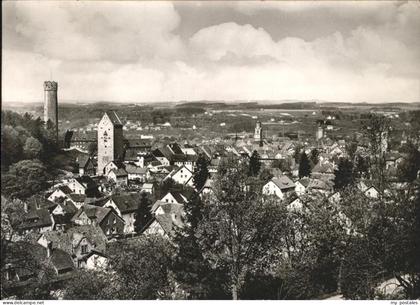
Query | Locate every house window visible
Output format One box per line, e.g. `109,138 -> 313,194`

81,245 -> 88,254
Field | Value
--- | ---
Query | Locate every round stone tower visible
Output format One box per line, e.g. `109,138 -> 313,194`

44,81 -> 58,140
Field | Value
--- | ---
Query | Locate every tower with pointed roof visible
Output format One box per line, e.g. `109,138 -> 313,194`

97,111 -> 124,175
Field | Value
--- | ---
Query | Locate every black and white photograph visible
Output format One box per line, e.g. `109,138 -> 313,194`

1,0 -> 420,302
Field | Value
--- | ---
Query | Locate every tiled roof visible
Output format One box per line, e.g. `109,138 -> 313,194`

105,111 -> 123,126
154,212 -> 184,237
125,164 -> 148,175
41,225 -> 107,255
52,213 -> 73,225
163,191 -> 187,204
67,193 -> 86,203
110,193 -> 140,214
20,209 -> 53,230
308,179 -> 331,190
72,204 -> 111,225
75,175 -> 97,187
110,168 -> 128,177
152,148 -> 166,158
271,176 -> 295,190
168,143 -> 184,155
58,200 -> 78,215
50,248 -> 75,272
127,139 -> 152,148
297,177 -> 311,188
124,148 -> 140,161
58,185 -> 72,194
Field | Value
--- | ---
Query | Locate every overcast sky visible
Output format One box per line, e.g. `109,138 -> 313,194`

2,1 -> 420,103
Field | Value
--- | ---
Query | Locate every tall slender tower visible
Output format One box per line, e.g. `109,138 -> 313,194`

44,81 -> 58,141
97,111 -> 124,175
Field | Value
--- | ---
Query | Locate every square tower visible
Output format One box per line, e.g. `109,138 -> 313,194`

97,111 -> 124,175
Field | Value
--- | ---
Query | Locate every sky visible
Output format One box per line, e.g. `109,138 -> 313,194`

2,1 -> 420,104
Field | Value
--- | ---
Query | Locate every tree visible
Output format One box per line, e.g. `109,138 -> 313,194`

309,148 -> 319,166
172,193 -> 229,299
339,186 -> 420,299
354,155 -> 370,179
397,143 -> 420,183
23,137 -> 43,159
346,139 -> 358,162
298,152 -> 311,178
134,192 -> 152,233
1,160 -> 49,200
1,196 -> 25,271
1,125 -> 24,170
193,154 -> 210,191
293,146 -> 302,164
248,150 -> 261,177
362,114 -> 390,192
63,270 -> 110,299
197,158 -> 287,299
107,235 -> 174,299
277,194 -> 347,299
334,158 -> 355,191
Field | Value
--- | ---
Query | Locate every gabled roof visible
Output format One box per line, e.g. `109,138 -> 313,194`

77,155 -> 92,168
72,204 -> 112,225
57,200 -> 77,215
58,185 -> 72,195
202,178 -> 214,189
308,178 -> 331,190
153,212 -> 184,237
270,176 -> 295,190
20,209 -> 53,230
168,143 -> 184,155
50,248 -> 75,272
52,213 -> 73,225
151,200 -> 166,213
110,168 -> 128,177
55,225 -> 107,253
105,111 -> 123,127
75,175 -> 96,185
126,138 -> 152,148
67,193 -> 86,203
125,164 -> 148,175
162,191 -> 188,204
109,193 -> 140,214
152,148 -> 166,158
168,165 -> 192,178
297,177 -> 311,188
124,148 -> 141,161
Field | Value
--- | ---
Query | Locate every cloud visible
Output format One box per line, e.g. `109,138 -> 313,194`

2,1 -> 419,103
4,1 -> 184,62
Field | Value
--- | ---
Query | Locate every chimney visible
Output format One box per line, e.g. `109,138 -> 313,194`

47,241 -> 53,258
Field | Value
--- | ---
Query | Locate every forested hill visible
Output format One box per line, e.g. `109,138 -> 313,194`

1,110 -> 76,199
